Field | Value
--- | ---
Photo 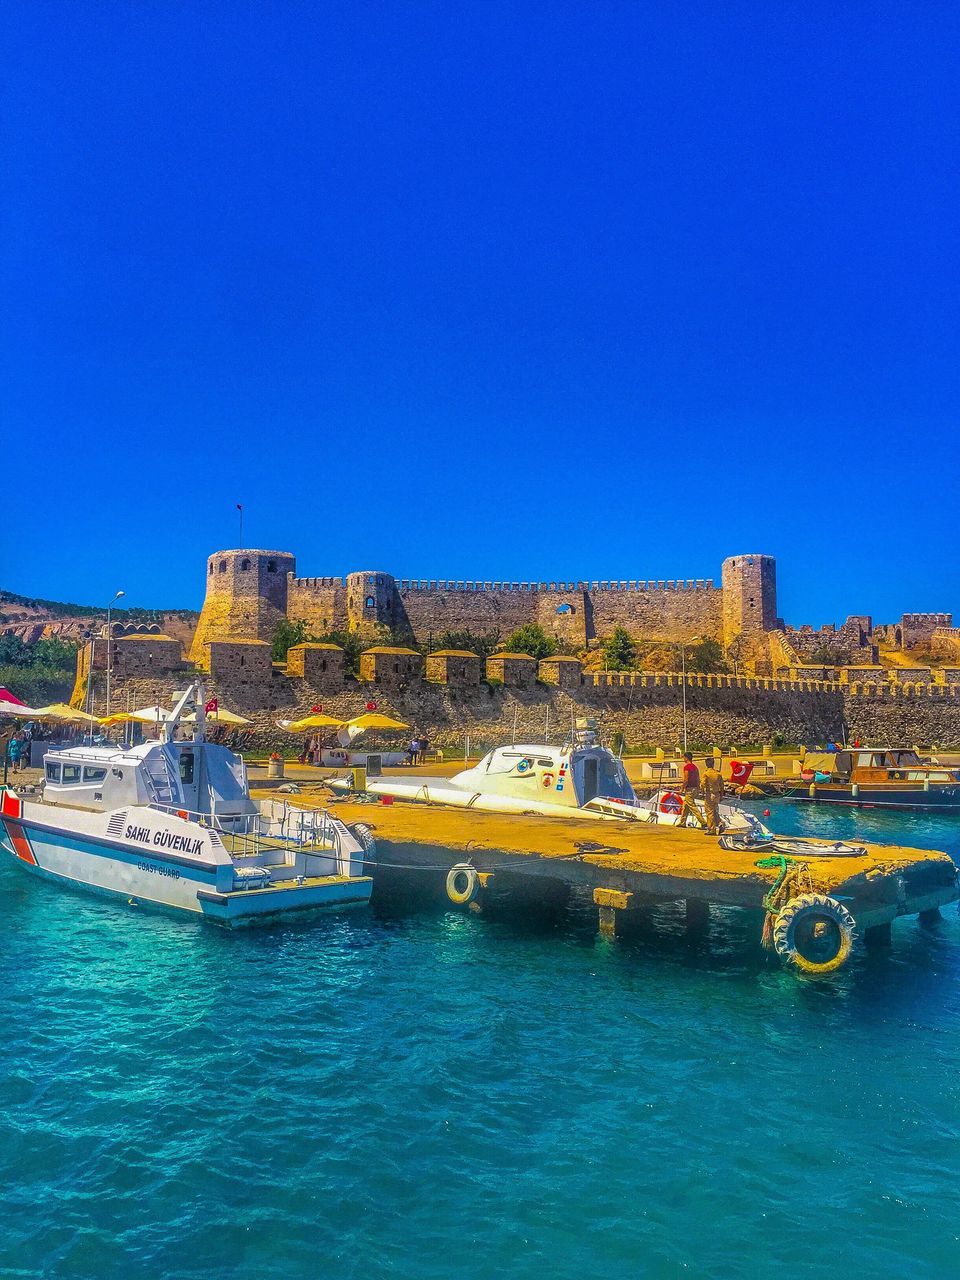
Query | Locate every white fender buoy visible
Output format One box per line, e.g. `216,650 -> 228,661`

445,863 -> 480,906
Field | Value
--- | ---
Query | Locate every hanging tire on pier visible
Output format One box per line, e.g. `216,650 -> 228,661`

772,893 -> 856,975
348,823 -> 377,869
446,863 -> 480,906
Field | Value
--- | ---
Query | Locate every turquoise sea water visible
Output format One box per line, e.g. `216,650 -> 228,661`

2,802 -> 960,1279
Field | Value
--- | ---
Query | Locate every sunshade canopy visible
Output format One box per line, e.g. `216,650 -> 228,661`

0,699 -> 40,718
31,703 -> 100,723
346,713 -> 409,731
0,688 -> 25,706
184,707 -> 251,725
284,713 -> 345,731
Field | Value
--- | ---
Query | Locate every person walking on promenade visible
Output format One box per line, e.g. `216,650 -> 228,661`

679,751 -> 703,827
701,757 -> 724,834
8,734 -> 24,774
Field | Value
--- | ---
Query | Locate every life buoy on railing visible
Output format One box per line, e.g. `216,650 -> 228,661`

542,773 -> 555,789
660,791 -> 683,815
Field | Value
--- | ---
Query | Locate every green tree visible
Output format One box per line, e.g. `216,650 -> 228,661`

32,637 -> 78,670
271,618 -> 318,662
424,629 -> 501,658
603,626 -> 636,671
502,623 -> 558,661
687,637 -> 729,673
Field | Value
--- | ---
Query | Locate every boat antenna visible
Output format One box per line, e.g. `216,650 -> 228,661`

512,704 -> 518,746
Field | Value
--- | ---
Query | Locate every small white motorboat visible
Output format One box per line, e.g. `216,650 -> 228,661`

331,727 -> 765,836
0,683 -> 374,924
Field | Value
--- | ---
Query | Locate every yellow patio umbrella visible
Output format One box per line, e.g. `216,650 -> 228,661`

184,707 -> 251,725
345,713 -> 409,731
285,713 -> 345,732
99,712 -> 143,726
32,703 -> 101,724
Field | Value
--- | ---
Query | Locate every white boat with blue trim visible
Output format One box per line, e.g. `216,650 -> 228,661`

331,725 -> 764,835
0,684 -> 374,923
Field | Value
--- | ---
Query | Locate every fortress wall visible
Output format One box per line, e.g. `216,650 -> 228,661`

783,619 -> 875,662
287,576 -> 347,635
395,582 -> 539,644
843,682 -> 960,744
392,579 -> 723,647
588,581 -> 723,643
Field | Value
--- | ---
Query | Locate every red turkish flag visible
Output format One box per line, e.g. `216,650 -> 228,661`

204,698 -> 218,714
365,701 -> 378,712
311,704 -> 322,713
729,760 -> 754,785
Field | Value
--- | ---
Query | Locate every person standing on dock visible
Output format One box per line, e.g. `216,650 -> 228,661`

701,757 -> 724,834
679,751 -> 703,827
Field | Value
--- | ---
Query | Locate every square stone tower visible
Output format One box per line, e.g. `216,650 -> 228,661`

721,554 -> 777,649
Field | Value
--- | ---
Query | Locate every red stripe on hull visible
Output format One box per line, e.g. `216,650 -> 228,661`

2,818 -> 38,865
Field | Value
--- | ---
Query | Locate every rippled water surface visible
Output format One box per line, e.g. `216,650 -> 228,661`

3,802 -> 960,1278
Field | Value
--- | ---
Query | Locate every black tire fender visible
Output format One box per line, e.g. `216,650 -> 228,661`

773,893 -> 856,975
348,822 -> 377,867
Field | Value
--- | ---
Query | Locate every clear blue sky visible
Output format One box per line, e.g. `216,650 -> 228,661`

2,2 -> 957,627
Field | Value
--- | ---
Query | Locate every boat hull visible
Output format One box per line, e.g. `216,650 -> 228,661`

794,786 -> 960,811
0,806 -> 372,925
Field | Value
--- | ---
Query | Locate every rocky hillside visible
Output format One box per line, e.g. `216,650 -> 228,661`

0,589 -> 199,649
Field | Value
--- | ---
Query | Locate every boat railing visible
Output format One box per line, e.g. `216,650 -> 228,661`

148,800 -> 343,860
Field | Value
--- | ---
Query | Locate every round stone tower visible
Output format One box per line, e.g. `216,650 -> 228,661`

721,554 -> 777,649
345,570 -> 398,636
189,549 -> 296,664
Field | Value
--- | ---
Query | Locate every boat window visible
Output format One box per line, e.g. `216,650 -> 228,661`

45,761 -> 62,783
83,767 -> 107,783
179,753 -> 195,785
894,750 -> 922,766
856,753 -> 874,767
834,752 -> 852,774
537,758 -> 553,766
61,764 -> 82,784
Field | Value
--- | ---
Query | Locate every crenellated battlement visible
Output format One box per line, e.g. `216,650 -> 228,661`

394,578 -> 717,593
290,576 -> 345,590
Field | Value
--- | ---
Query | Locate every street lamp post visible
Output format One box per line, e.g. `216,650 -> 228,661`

105,590 -> 125,716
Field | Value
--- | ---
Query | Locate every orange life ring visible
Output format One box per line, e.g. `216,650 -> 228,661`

542,773 -> 555,789
660,791 -> 683,815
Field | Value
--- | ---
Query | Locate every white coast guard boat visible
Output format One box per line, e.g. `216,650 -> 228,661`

331,726 -> 764,834
0,684 -> 373,924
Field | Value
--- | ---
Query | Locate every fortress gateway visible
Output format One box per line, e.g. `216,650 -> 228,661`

188,550 -> 780,662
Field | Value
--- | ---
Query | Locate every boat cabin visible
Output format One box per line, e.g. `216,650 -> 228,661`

829,749 -> 959,784
453,740 -> 635,810
41,739 -> 258,823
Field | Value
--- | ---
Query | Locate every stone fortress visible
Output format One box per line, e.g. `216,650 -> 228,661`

73,547 -> 960,750
188,549 -> 781,660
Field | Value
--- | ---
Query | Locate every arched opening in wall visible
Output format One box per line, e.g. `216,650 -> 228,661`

365,596 -> 375,609
209,563 -> 214,576
219,560 -> 227,573
321,659 -> 327,671
556,603 -> 575,615
895,626 -> 903,646
240,655 -> 245,667
749,597 -> 755,608
240,558 -> 250,571
267,561 -> 277,573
